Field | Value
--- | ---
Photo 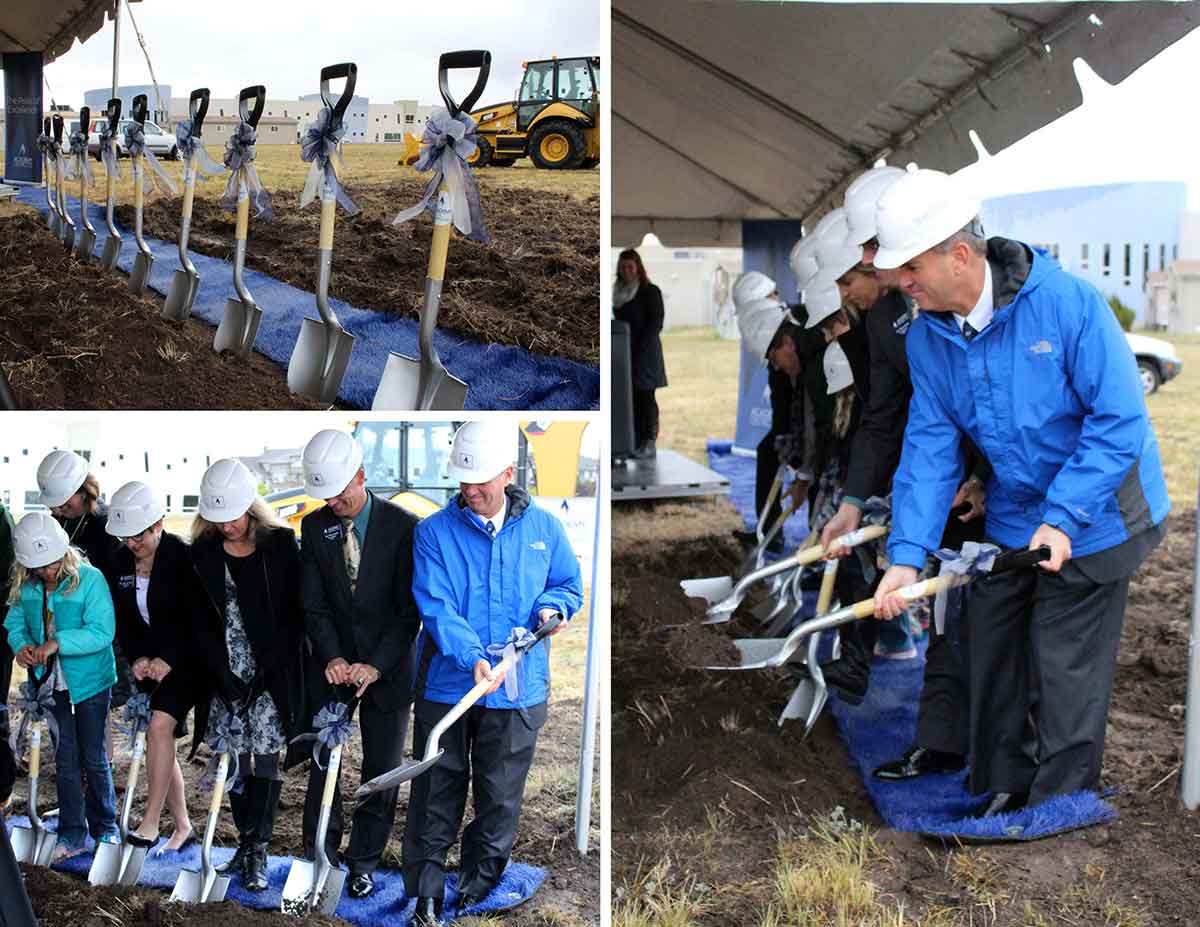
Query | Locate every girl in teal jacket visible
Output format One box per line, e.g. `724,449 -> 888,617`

6,514 -> 119,859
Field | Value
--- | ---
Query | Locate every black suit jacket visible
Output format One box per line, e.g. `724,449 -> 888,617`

300,494 -> 420,711
109,532 -> 200,669
613,283 -> 668,389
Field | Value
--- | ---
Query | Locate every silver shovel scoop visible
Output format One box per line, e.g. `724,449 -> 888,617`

10,726 -> 57,867
169,752 -> 231,904
128,95 -> 155,294
99,98 -> 123,272
88,729 -> 150,887
163,88 -> 211,321
74,105 -> 97,261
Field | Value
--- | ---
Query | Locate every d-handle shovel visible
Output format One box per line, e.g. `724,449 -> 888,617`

288,63 -> 358,405
215,86 -> 267,356
169,751 -> 231,903
280,694 -> 361,917
9,725 -> 56,867
43,116 -> 61,234
75,105 -> 97,261
355,616 -> 562,799
372,50 -> 491,410
702,525 -> 889,624
88,728 -> 148,886
51,114 -> 76,253
163,88 -> 210,321
129,95 -> 155,294
100,98 -> 124,272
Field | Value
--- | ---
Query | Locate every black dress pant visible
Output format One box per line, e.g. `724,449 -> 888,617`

303,695 -> 410,875
631,389 -> 659,448
229,775 -> 282,847
833,547 -> 879,670
403,698 -> 546,901
963,554 -> 1130,804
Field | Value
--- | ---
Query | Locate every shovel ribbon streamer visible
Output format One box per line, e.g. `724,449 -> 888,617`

96,122 -> 120,181
931,541 -> 1001,635
174,119 -> 226,180
65,131 -> 95,187
290,700 -> 354,770
485,626 -> 535,701
37,133 -> 58,163
392,107 -> 489,244
9,677 -> 58,758
123,123 -> 178,197
202,709 -> 245,793
299,108 -> 358,214
220,122 -> 273,218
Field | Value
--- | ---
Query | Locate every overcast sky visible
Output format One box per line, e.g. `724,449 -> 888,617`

42,0 -> 601,107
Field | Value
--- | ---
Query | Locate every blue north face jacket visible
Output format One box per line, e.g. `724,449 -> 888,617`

889,238 -> 1169,569
412,485 -> 584,710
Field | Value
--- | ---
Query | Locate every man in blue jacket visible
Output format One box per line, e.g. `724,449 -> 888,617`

871,169 -> 1169,817
404,421 -> 583,925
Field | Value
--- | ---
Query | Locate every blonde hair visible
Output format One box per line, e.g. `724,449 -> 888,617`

7,546 -> 86,605
832,389 -> 857,440
81,473 -> 101,514
190,497 -> 285,545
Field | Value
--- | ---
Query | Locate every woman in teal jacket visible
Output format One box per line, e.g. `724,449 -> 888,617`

6,513 -> 119,860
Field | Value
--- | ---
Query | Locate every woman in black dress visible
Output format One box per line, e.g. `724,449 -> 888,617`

189,458 -> 305,892
613,248 -> 667,458
105,481 -> 200,852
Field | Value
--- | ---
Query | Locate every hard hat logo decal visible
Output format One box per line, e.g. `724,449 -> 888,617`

461,453 -> 474,467
212,495 -> 224,507
115,511 -> 125,521
312,473 -> 324,485
33,539 -> 48,553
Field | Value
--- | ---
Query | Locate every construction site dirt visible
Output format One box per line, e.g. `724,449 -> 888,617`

613,504 -> 1199,925
116,179 -> 601,367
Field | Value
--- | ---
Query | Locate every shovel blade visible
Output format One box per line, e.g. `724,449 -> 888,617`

9,826 -> 35,865
679,576 -> 733,606
779,678 -> 817,726
33,830 -> 56,867
215,299 -> 263,355
287,319 -> 355,405
162,270 -> 199,321
353,750 -> 445,801
61,225 -> 75,253
317,868 -> 347,916
76,229 -> 96,262
47,211 -> 59,233
170,867 -> 230,904
87,841 -> 124,886
732,637 -> 805,669
129,253 -> 153,294
282,860 -> 346,917
100,236 -> 121,272
116,844 -> 149,887
370,353 -> 468,411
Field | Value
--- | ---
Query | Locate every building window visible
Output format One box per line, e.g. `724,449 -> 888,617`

1143,243 -> 1150,288
271,125 -> 277,132
1080,243 -> 1089,270
284,109 -> 288,117
405,114 -> 415,124
1160,244 -> 1166,270
1173,244 -> 1179,261
1102,243 -> 1110,277
219,108 -> 224,116
1123,243 -> 1131,284
1051,243 -> 1059,261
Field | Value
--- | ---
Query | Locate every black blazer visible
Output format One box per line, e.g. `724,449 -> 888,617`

189,526 -> 306,749
109,532 -> 200,670
614,283 -> 668,390
300,494 -> 420,712
60,507 -> 120,580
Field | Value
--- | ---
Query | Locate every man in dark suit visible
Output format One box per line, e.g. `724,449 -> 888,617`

299,429 -> 421,899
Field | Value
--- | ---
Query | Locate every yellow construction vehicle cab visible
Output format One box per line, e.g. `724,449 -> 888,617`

468,55 -> 600,170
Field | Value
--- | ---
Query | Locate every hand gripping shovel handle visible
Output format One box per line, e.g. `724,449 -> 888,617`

437,50 -> 491,117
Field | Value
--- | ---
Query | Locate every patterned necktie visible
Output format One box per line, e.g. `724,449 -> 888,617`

962,321 -> 978,342
342,520 -> 360,595
486,520 -> 496,538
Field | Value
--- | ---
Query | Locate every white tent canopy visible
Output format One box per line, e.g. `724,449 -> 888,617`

0,0 -> 138,64
613,1 -> 1200,246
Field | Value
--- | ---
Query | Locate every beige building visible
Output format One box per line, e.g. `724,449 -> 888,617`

367,100 -> 434,143
191,115 -> 297,145
1147,260 -> 1200,334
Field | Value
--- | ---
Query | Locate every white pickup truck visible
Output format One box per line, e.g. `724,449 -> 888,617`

1125,332 -> 1182,395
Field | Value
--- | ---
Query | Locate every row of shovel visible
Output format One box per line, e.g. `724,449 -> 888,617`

680,469 -> 1050,734
37,51 -> 495,411
9,615 -> 559,915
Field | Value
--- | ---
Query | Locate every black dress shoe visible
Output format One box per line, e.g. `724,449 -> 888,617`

457,892 -> 483,911
873,746 -> 966,781
244,845 -> 269,891
413,896 -> 442,925
217,841 -> 251,876
348,872 -> 375,899
819,656 -> 869,705
972,791 -> 1029,818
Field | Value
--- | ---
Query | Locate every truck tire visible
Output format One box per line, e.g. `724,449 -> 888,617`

469,136 -> 494,168
529,120 -> 586,169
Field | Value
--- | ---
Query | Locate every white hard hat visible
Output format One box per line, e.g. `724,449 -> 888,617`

824,340 -> 854,394
447,421 -> 518,483
811,235 -> 864,290
740,305 -> 787,359
789,237 -> 820,291
14,513 -> 70,569
106,482 -> 165,537
873,169 -> 982,270
803,282 -> 844,329
844,166 -> 907,246
736,295 -> 784,323
198,458 -> 259,523
36,450 -> 89,508
302,429 -> 364,499
731,271 -> 776,310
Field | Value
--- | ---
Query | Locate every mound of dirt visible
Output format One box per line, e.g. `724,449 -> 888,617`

117,179 -> 600,366
0,211 -> 323,410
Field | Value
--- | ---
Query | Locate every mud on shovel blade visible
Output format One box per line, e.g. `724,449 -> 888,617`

373,50 -> 490,410
74,105 -> 97,261
215,86 -> 267,356
129,95 -> 154,294
163,88 -> 210,321
52,114 -> 76,253
89,729 -> 148,886
100,98 -> 123,272
10,726 -> 56,866
170,752 -> 231,903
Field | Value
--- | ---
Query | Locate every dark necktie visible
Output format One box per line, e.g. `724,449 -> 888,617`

486,520 -> 496,537
962,321 -> 978,342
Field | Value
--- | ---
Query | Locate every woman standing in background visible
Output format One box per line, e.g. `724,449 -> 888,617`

614,248 -> 667,459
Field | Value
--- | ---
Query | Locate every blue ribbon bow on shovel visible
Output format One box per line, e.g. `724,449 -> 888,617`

9,675 -> 58,758
122,691 -> 153,740
65,130 -> 94,186
299,108 -> 359,214
174,118 -> 226,180
202,709 -> 246,795
484,626 -> 536,702
96,121 -> 120,181
37,132 -> 57,163
124,122 -> 178,197
931,541 -> 1001,635
393,107 -> 489,245
220,122 -> 273,219
290,699 -> 356,770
